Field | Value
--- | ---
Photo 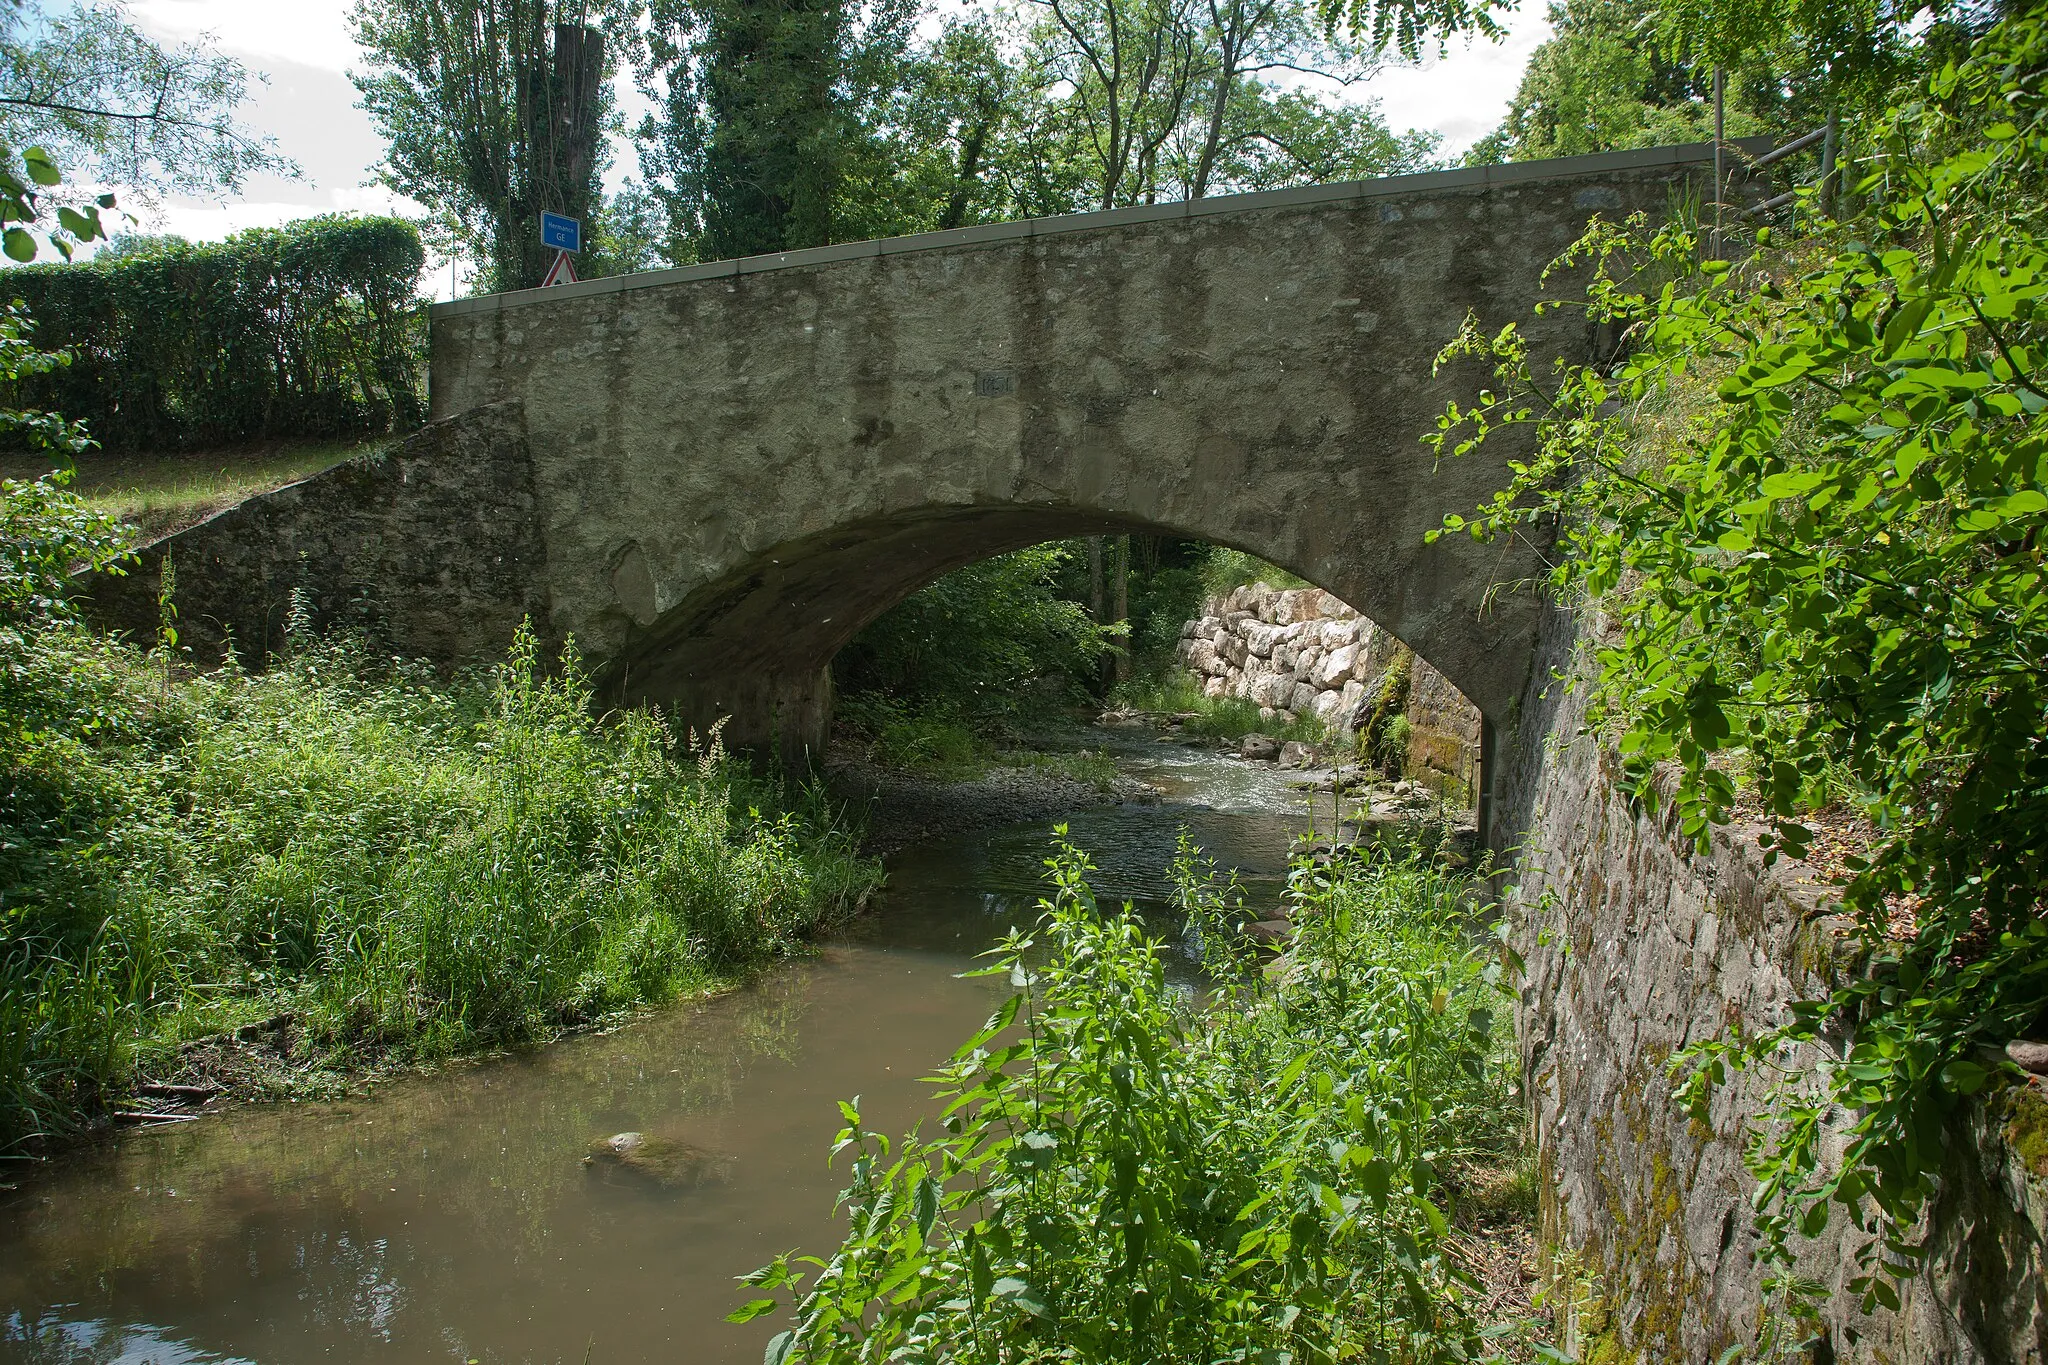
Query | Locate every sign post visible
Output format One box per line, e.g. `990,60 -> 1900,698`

540,212 -> 580,287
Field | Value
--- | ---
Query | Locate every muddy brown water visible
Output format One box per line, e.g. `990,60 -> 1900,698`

1,737 -> 1320,1364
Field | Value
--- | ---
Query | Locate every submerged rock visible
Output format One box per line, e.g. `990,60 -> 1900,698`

1278,741 -> 1319,769
583,1132 -> 725,1189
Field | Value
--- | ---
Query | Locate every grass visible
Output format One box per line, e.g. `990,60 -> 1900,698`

0,622 -> 879,1155
1200,547 -> 1309,597
994,746 -> 1122,793
0,438 -> 373,542
834,694 -> 1123,792
1112,669 -> 1328,746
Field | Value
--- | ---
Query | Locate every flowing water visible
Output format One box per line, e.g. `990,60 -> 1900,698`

0,735 -> 1322,1365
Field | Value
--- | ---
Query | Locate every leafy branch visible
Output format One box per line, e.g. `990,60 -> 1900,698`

1427,10 -> 2048,1347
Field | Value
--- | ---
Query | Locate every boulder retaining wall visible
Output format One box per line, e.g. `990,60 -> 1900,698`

1175,583 -> 1483,797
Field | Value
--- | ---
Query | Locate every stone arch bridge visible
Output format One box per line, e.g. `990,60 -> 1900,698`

94,143 -> 1729,834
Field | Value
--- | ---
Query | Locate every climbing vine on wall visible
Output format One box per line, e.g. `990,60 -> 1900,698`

1427,12 -> 2047,1346
0,214 -> 427,450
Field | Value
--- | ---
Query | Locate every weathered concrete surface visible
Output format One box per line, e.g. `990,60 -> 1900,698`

87,402 -> 548,666
1496,602 -> 2048,1360
420,144 -> 1729,767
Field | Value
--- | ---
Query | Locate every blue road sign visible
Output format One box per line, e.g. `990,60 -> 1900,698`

541,212 -> 580,253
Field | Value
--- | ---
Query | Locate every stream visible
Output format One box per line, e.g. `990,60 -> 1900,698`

0,734 -> 1322,1365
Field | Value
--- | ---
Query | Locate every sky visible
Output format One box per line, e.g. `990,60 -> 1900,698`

115,0 -> 1552,292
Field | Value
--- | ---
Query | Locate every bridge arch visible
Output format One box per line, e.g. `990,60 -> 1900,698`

603,491 -> 1499,771
427,146 -> 1726,805
93,146 -> 1726,841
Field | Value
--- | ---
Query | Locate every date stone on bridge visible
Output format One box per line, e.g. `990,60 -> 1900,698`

92,144 -> 1724,820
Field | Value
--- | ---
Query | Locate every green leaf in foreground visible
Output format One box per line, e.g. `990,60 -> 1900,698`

1423,8 -> 2048,1338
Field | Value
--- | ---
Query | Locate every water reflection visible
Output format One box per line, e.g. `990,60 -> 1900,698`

0,737 -> 1314,1365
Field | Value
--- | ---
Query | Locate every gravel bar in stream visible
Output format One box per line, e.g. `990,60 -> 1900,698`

825,751 -> 1161,855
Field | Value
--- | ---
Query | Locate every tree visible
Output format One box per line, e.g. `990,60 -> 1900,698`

1652,0 -> 1929,116
1029,0 -> 1206,210
1181,0 -> 1391,197
352,0 -> 623,292
1313,0 -> 1507,60
1468,0 -> 1781,163
632,0 -> 1451,264
635,0 -> 920,260
1467,0 -> 1976,168
1173,78 -> 1437,192
856,16 -> 1043,234
0,2 -> 292,207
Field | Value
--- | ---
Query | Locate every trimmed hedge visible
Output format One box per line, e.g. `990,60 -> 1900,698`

1,215 -> 427,450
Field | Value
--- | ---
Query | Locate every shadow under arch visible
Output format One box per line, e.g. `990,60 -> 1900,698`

598,500 -> 1511,836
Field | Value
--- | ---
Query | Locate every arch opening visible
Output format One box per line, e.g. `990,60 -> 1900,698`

597,505 -> 1493,830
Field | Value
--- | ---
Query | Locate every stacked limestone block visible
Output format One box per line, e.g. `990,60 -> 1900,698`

1175,583 -> 1484,796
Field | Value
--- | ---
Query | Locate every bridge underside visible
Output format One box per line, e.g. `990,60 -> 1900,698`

601,505 -> 1123,760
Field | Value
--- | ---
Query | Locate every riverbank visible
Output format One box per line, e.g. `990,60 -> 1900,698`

2,722 -> 1546,1361
0,620 -> 880,1158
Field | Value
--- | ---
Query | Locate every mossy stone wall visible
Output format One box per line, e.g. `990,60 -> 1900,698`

1494,602 -> 2048,1361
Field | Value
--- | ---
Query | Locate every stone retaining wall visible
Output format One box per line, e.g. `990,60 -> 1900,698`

84,402 -> 550,668
1496,603 -> 2048,1360
1176,583 -> 1483,796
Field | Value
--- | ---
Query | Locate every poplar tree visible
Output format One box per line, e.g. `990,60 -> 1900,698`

352,0 -> 623,291
635,0 -> 918,260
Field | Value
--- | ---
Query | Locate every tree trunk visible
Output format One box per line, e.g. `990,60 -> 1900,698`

1089,535 -> 1110,694
1112,533 -> 1131,684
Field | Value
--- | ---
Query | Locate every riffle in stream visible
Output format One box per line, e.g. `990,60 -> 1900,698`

0,735 -> 1327,1364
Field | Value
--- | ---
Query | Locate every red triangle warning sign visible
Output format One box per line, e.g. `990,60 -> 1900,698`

542,250 -> 579,287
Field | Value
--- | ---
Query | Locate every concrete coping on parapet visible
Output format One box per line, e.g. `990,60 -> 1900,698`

432,139 -> 1771,320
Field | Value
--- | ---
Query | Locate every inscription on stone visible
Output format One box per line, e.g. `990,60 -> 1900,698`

975,370 -> 1016,398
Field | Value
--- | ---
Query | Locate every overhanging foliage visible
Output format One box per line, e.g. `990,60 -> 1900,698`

1430,9 -> 2047,1343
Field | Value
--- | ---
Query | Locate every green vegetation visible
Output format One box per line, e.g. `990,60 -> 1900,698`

733,834 -> 1535,1361
352,1 -> 626,293
1,215 -> 426,451
1434,9 -> 2048,1340
835,694 -> 1122,791
0,335 -> 877,1151
0,438 -> 373,542
630,0 -> 1441,261
1199,547 -> 1309,597
832,544 -> 1114,777
1355,648 -> 1414,776
835,540 -> 1340,774
1467,0 -> 1965,167
1112,669 -> 1328,746
357,0 -> 1465,285
836,545 -> 1110,731
0,3 -> 292,204
0,613 -> 876,1154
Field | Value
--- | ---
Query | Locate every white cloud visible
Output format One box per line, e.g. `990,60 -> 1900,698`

1362,9 -> 1552,157
139,185 -> 423,241
123,0 -> 360,74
